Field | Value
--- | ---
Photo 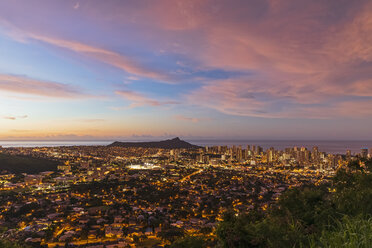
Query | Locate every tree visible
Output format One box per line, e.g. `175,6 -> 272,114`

309,216 -> 372,248
158,227 -> 185,243
170,236 -> 208,248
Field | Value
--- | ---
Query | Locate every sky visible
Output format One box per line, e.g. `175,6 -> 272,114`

0,0 -> 371,141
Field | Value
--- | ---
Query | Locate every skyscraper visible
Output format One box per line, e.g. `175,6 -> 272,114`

361,148 -> 368,158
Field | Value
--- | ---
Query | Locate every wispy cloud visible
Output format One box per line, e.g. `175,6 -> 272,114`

10,129 -> 32,133
115,90 -> 178,108
0,0 -> 371,122
186,77 -> 372,119
176,0 -> 372,119
2,115 -> 28,120
73,2 -> 80,10
29,34 -> 170,81
173,115 -> 210,123
0,74 -> 91,99
0,19 -> 172,82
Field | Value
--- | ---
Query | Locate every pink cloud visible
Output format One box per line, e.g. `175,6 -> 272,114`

73,2 -> 80,10
115,90 -> 178,108
2,115 -> 28,120
22,34 -> 170,82
0,16 -> 172,82
186,77 -> 372,119
174,1 -> 372,118
0,0 -> 371,119
31,35 -> 169,81
0,74 -> 91,99
173,115 -> 210,123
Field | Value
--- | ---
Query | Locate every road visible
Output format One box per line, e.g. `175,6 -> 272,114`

179,169 -> 203,182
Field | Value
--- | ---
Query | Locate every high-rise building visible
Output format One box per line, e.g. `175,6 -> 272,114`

346,150 -> 352,160
204,155 -> 210,164
304,150 -> 310,162
236,147 -> 243,161
312,146 -> 319,162
232,145 -> 236,153
257,146 -> 263,155
244,149 -> 249,159
267,148 -> 274,163
360,148 -> 368,158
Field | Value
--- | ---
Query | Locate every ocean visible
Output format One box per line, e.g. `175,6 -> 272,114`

0,141 -> 111,148
0,140 -> 371,155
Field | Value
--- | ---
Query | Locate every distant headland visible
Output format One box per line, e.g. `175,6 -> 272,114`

108,137 -> 201,149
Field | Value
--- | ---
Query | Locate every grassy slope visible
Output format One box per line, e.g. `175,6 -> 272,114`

310,216 -> 372,248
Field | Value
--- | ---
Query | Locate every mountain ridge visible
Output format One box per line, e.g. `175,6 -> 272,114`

108,137 -> 201,149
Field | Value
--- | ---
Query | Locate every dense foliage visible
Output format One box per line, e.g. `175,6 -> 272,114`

0,153 -> 58,174
0,239 -> 30,248
170,236 -> 209,248
310,216 -> 372,248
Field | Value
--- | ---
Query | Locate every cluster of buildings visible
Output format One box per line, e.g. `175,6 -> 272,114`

0,144 -> 370,247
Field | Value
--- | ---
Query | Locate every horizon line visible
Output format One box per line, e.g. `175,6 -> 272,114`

1,139 -> 372,142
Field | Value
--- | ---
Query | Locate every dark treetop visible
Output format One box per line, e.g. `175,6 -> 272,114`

0,153 -> 58,174
108,137 -> 201,149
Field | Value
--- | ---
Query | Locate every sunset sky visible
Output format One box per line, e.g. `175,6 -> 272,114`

0,0 -> 371,140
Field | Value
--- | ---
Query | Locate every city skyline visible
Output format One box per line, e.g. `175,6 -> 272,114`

1,0 -> 372,140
